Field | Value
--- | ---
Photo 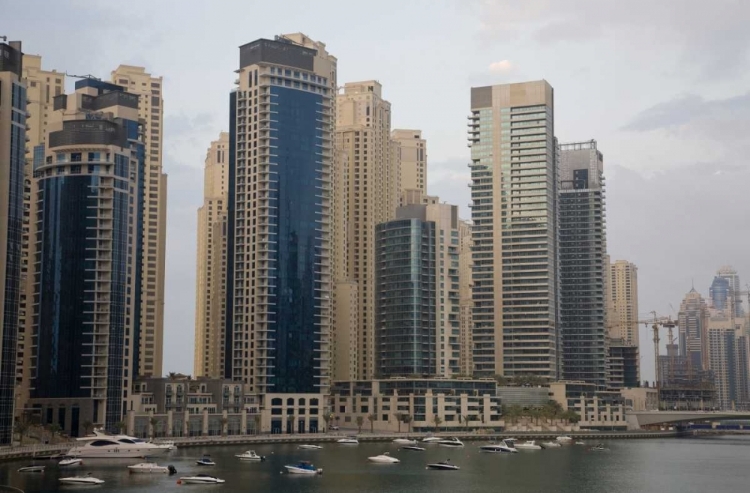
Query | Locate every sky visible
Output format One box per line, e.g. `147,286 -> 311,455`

6,0 -> 750,382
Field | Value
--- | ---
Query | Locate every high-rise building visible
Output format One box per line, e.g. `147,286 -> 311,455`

111,65 -> 167,378
558,140 -> 607,388
334,80 -> 396,380
458,220 -> 473,376
0,40 -> 26,444
391,129 -> 426,206
194,132 -> 230,378
30,78 -> 144,435
608,260 -> 639,345
468,80 -> 559,379
226,34 -> 336,420
375,199 -> 466,377
711,266 -> 744,318
16,54 -> 65,415
677,288 -> 709,371
707,315 -> 749,410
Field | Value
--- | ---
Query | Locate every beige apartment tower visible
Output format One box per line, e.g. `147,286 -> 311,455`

195,133 -> 230,378
469,80 -> 559,379
608,260 -> 639,346
334,80 -> 397,380
458,220 -> 473,376
391,129 -> 427,206
111,65 -> 167,377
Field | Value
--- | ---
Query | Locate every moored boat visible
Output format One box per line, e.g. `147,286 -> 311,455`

479,440 -> 517,453
298,444 -> 323,450
18,465 -> 45,473
284,461 -> 323,475
58,457 -> 83,467
541,441 -> 562,448
401,445 -> 426,451
196,455 -> 216,466
368,452 -> 400,463
178,474 -> 225,484
515,440 -> 542,451
337,436 -> 359,444
437,437 -> 464,447
556,435 -> 573,443
392,438 -> 417,446
235,450 -> 266,461
59,473 -> 104,485
128,462 -> 176,474
426,460 -> 460,471
67,429 -> 169,459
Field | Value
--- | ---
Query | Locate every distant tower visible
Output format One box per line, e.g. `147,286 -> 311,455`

712,266 -> 743,317
677,289 -> 709,371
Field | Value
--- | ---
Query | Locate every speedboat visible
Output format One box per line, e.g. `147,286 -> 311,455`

67,429 -> 169,459
426,460 -> 460,471
589,444 -> 608,451
401,445 -> 426,451
556,435 -> 573,443
284,461 -> 323,475
337,436 -> 359,444
515,440 -> 542,450
59,473 -> 104,485
575,440 -> 586,445
368,452 -> 400,463
128,462 -> 176,474
235,450 -> 266,461
59,457 -> 83,467
541,441 -> 562,448
178,474 -> 226,484
437,437 -> 464,447
196,455 -> 215,466
479,440 -> 517,453
298,444 -> 323,450
18,465 -> 45,472
392,438 -> 417,446
422,435 -> 442,443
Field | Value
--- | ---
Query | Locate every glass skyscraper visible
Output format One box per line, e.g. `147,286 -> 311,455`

0,40 -> 26,444
30,78 -> 144,435
226,34 -> 335,415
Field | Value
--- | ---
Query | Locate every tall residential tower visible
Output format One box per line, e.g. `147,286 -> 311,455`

468,80 -> 559,379
391,129 -> 426,206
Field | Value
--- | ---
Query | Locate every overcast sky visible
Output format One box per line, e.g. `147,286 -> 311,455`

7,0 -> 749,382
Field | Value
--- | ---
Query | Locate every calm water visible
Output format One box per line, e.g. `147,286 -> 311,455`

3,435 -> 750,493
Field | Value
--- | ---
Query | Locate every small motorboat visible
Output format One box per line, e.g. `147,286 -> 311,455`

437,437 -> 464,447
392,438 -> 417,446
368,452 -> 400,463
58,457 -> 83,467
401,445 -> 426,451
422,435 -> 442,443
479,440 -> 517,453
426,460 -> 460,471
556,435 -> 573,443
284,461 -> 323,475
152,440 -> 177,451
589,443 -> 608,451
18,465 -> 45,472
515,440 -> 542,450
235,450 -> 266,461
178,474 -> 225,484
128,462 -> 176,474
196,455 -> 216,466
337,436 -> 359,444
541,441 -> 562,448
298,444 -> 323,450
59,473 -> 104,485
575,440 -> 586,446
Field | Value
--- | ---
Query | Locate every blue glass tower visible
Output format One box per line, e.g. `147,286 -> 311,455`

0,40 -> 26,444
30,79 -> 144,435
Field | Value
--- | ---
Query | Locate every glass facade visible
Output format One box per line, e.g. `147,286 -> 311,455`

375,219 -> 436,377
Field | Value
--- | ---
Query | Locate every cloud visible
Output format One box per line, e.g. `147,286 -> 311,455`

488,60 -> 514,73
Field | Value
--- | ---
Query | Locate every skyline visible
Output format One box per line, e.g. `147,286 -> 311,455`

6,0 -> 749,382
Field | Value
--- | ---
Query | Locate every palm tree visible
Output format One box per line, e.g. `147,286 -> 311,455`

462,415 -> 470,430
431,415 -> 442,432
81,420 -> 94,436
367,413 -> 376,433
394,413 -> 403,433
167,372 -> 177,380
220,418 -> 228,437
253,415 -> 262,435
115,421 -> 127,434
14,419 -> 30,446
322,412 -> 333,433
47,423 -> 62,444
356,416 -> 364,433
565,411 -> 581,424
149,417 -> 158,439
402,415 -> 413,433
503,404 -> 522,425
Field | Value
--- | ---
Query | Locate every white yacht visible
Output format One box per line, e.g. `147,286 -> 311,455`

556,435 -> 573,443
58,457 -> 83,467
515,440 -> 542,450
401,445 -> 426,451
426,460 -> 460,471
18,465 -> 45,473
541,441 -> 562,448
235,450 -> 266,461
284,461 -> 323,475
368,452 -> 400,464
59,473 -> 104,485
67,429 -> 169,459
337,436 -> 359,444
479,440 -> 517,453
392,438 -> 417,446
127,462 -> 176,474
422,435 -> 442,443
575,440 -> 586,446
178,474 -> 225,484
298,444 -> 323,450
437,437 -> 464,447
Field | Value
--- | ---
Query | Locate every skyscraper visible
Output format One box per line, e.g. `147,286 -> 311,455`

111,65 -> 167,378
608,260 -> 639,345
468,80 -> 559,379
678,288 -> 710,371
558,140 -> 607,388
226,34 -> 335,412
0,40 -> 26,444
30,78 -> 144,435
195,132 -> 229,378
391,129 -> 426,205
334,80 -> 396,380
707,314 -> 749,410
458,220 -> 473,377
711,266 -> 744,317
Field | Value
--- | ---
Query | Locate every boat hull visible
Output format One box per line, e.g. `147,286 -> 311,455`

67,447 -> 169,459
285,466 -> 321,475
179,477 -> 225,484
427,464 -> 460,470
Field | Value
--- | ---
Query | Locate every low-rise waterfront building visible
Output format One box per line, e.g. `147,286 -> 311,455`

549,381 -> 627,429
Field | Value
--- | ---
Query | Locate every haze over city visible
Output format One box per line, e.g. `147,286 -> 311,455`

5,0 -> 749,383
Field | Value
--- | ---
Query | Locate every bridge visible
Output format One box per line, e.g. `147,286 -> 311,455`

626,411 -> 750,429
